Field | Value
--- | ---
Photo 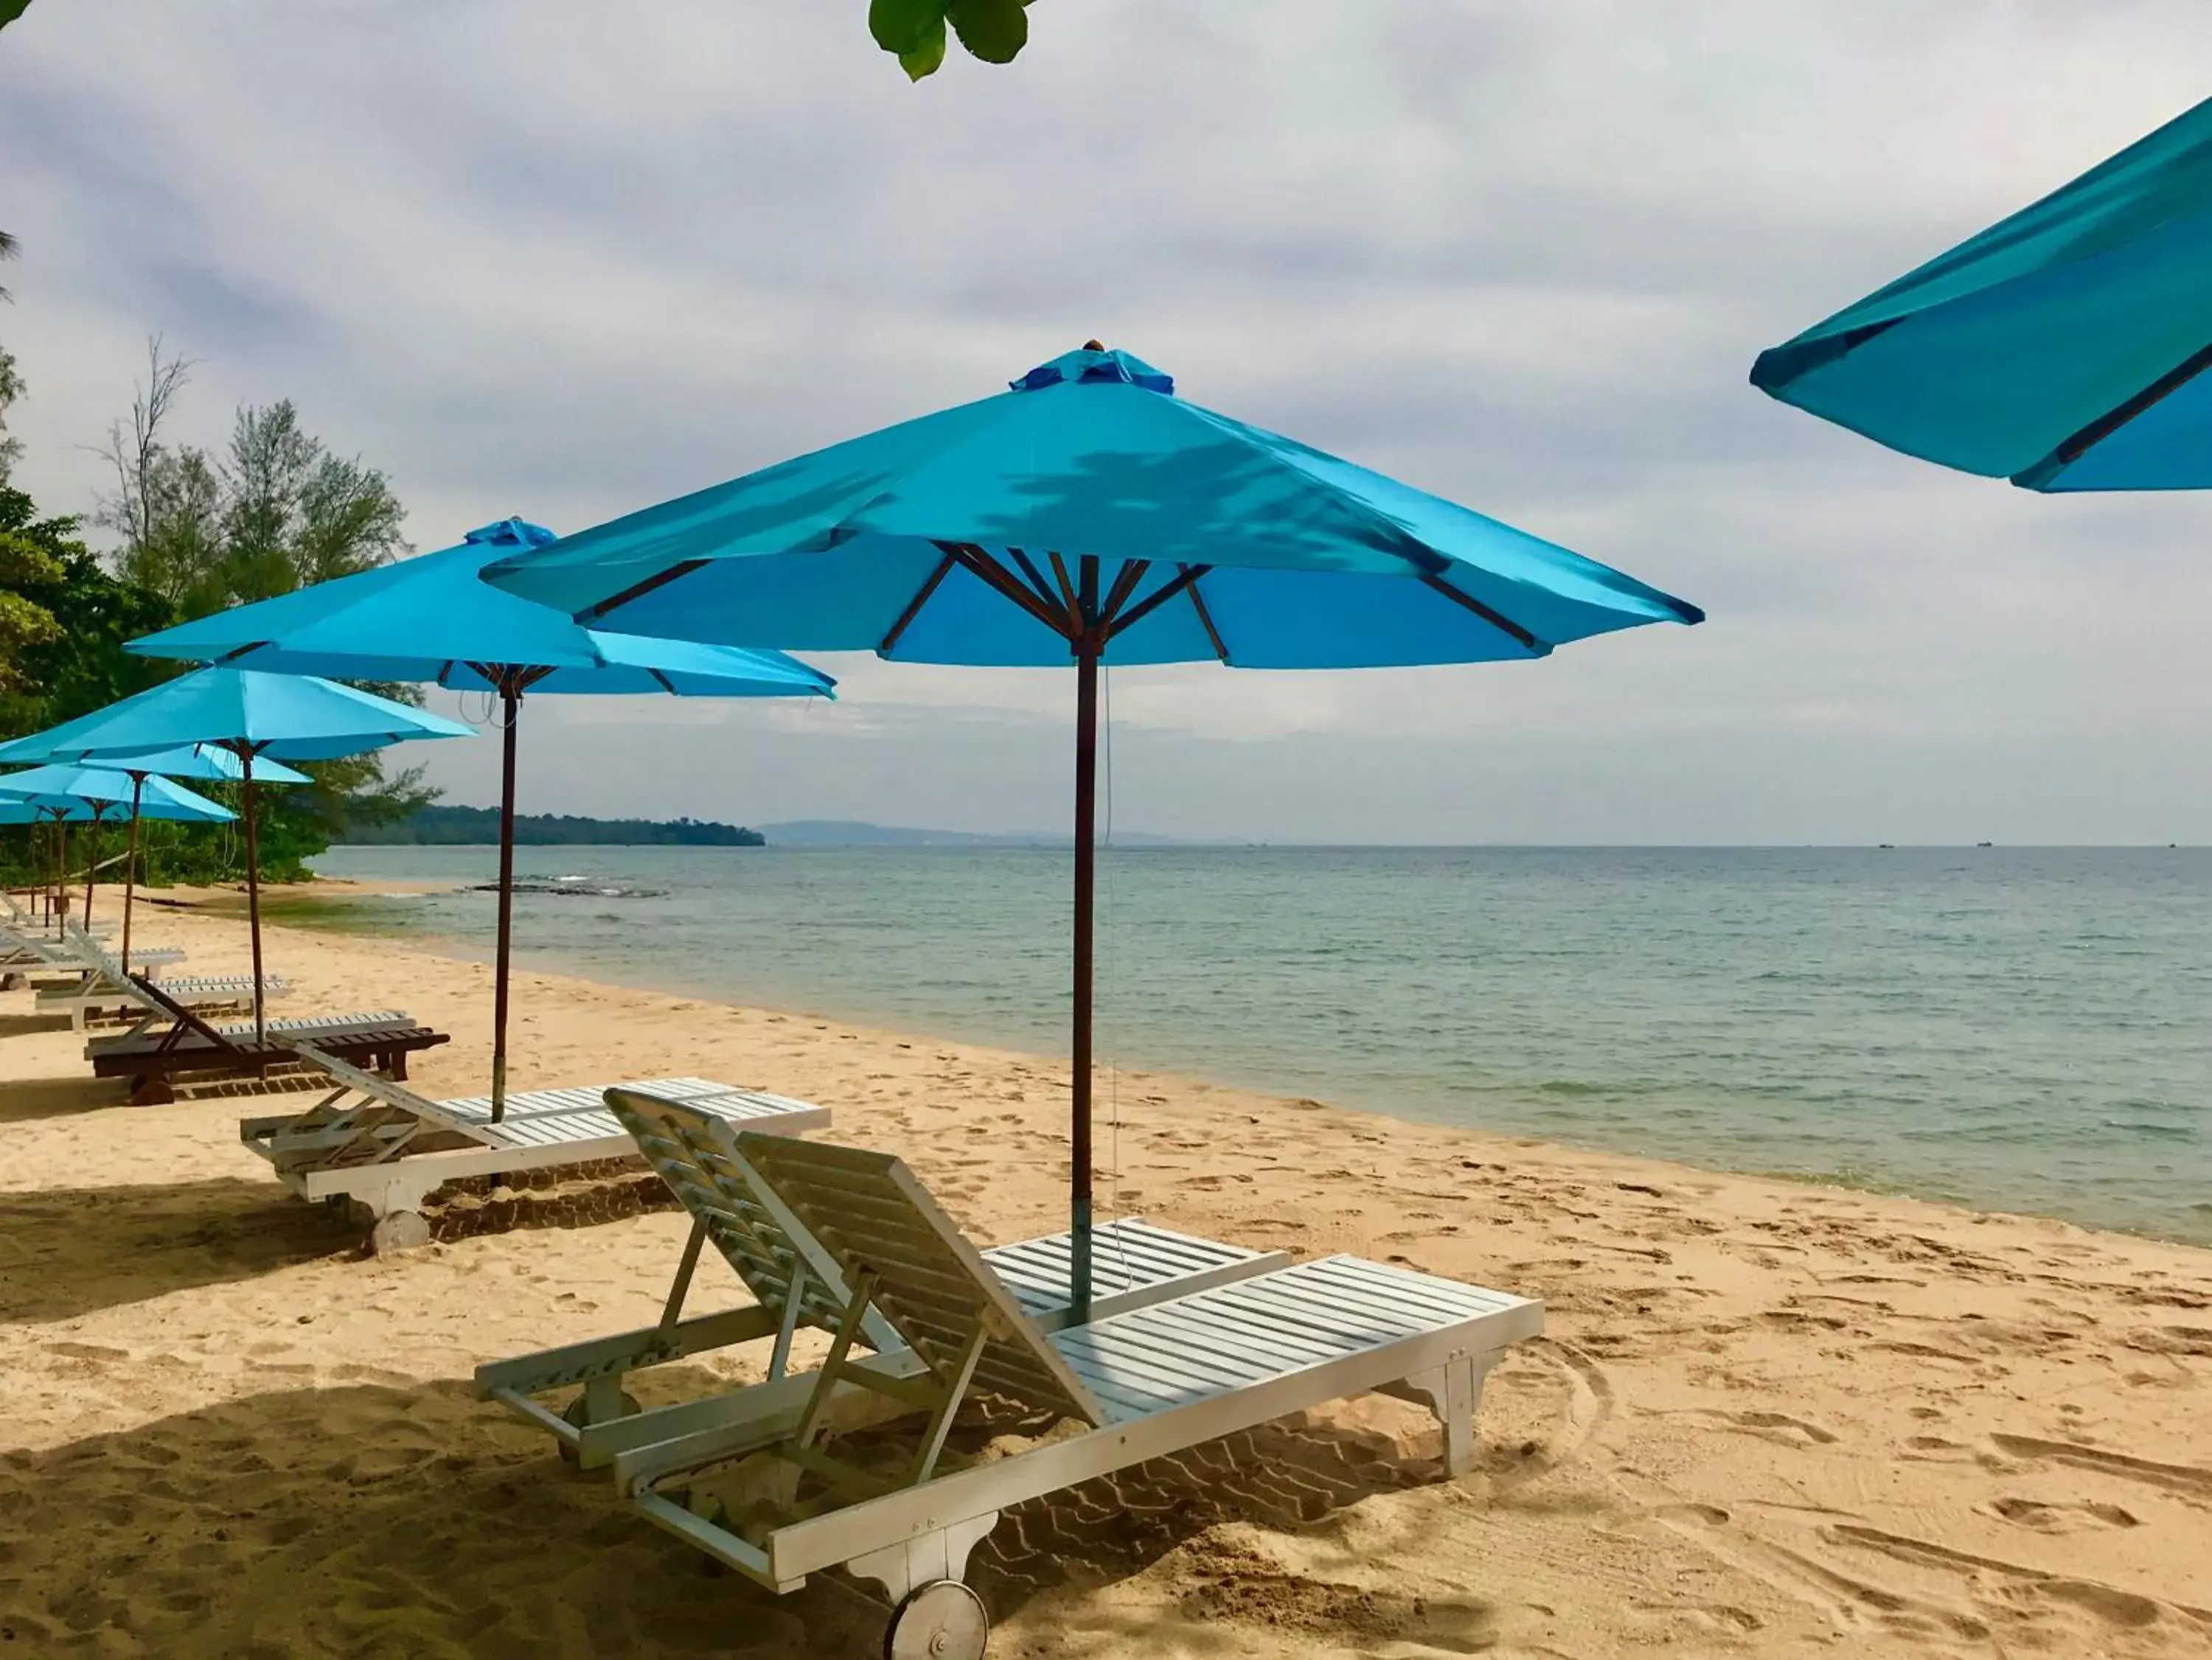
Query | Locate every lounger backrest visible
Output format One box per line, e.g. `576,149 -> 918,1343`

128,973 -> 240,1053
734,1131 -> 1106,1429
61,922 -> 139,991
288,1041 -> 499,1145
606,1088 -> 896,1350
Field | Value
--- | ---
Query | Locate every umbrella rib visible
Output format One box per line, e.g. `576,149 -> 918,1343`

880,552 -> 958,653
1183,568 -> 1231,664
1010,550 -> 1070,620
1417,573 -> 1544,652
1099,558 -> 1151,623
648,668 -> 678,695
577,558 -> 707,624
1045,552 -> 1080,620
1102,563 -> 1211,641
2039,335 -> 2212,474
943,544 -> 1073,637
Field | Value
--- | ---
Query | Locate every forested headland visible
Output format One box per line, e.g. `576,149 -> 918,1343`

344,806 -> 764,847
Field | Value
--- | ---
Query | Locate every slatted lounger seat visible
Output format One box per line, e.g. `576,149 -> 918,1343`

485,1096 -> 1542,1658
0,921 -> 181,991
34,926 -> 284,1031
477,1087 -> 1291,1471
240,1050 -> 832,1253
40,970 -> 293,1032
85,978 -> 447,1105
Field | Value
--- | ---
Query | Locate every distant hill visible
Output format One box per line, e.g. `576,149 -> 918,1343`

759,820 -> 1190,847
344,806 -> 764,847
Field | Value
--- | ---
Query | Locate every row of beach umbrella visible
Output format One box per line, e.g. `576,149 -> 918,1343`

4,78 -> 2197,1308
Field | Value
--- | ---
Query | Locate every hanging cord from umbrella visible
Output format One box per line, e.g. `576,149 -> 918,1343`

1098,663 -> 1129,1289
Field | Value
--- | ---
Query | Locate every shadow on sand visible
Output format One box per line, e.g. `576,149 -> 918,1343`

0,1375 -> 1486,1656
0,1073 -> 130,1123
0,1177 -> 356,1322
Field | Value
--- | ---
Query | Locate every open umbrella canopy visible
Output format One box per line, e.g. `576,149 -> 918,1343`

0,765 -> 236,821
1750,96 -> 2212,492
125,517 -> 832,1119
482,345 -> 1703,660
485,341 -> 1704,1312
0,666 -> 476,765
130,519 -> 838,697
0,667 -> 473,1042
103,743 -> 311,787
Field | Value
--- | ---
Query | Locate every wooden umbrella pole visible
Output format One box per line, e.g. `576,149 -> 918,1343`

490,672 -> 521,1122
121,775 -> 143,977
82,812 -> 100,929
55,817 -> 68,927
240,746 -> 266,1045
1068,572 -> 1102,1317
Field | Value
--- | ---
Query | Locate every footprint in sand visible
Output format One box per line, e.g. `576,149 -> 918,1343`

1986,1496 -> 2140,1533
1705,1409 -> 1838,1448
1990,1434 -> 2212,1496
43,1341 -> 128,1362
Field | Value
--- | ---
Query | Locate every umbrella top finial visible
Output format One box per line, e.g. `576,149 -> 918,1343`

1012,344 -> 1175,396
463,517 -> 558,549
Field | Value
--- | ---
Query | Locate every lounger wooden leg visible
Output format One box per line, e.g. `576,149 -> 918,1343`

1388,1350 -> 1500,1478
130,1071 -> 173,1106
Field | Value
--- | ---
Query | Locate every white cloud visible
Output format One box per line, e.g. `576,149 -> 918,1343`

3,0 -> 2208,840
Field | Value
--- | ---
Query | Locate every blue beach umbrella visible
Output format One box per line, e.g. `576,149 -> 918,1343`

0,669 -> 473,1039
128,517 -> 835,1115
58,747 -> 310,972
0,764 -> 237,960
485,342 -> 1705,1306
1750,96 -> 2212,491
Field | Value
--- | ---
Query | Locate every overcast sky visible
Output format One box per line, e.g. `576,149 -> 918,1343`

5,2 -> 2211,843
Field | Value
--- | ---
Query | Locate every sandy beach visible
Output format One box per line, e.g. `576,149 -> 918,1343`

1,888 -> 2208,1659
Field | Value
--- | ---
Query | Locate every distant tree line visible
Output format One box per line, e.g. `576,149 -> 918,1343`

345,806 -> 765,848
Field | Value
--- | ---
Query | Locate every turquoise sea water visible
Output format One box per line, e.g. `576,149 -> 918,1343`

305,845 -> 2211,1246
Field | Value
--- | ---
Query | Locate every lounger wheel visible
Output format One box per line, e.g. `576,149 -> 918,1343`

555,1388 -> 641,1466
369,1210 -> 432,1255
883,1580 -> 987,1660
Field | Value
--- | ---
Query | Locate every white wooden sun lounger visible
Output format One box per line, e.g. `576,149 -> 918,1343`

239,1047 -> 832,1253
477,1086 -> 1292,1472
0,920 -> 181,991
35,925 -> 282,1031
487,1094 -> 1542,1658
40,971 -> 291,1032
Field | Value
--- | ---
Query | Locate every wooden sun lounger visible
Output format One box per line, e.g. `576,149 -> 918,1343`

477,1087 -> 1291,1471
84,976 -> 447,1105
487,1098 -> 1541,1656
241,1049 -> 833,1253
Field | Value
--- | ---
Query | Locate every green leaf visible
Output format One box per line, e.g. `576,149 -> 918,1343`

947,0 -> 1027,64
0,1 -> 29,31
869,0 -> 942,55
898,16 -> 947,80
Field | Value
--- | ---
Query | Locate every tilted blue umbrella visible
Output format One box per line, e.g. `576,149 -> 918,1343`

0,669 -> 474,1039
1750,96 -> 2212,491
128,517 -> 835,1115
107,743 -> 313,786
0,764 -> 238,957
52,746 -> 310,971
486,342 -> 1705,1306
